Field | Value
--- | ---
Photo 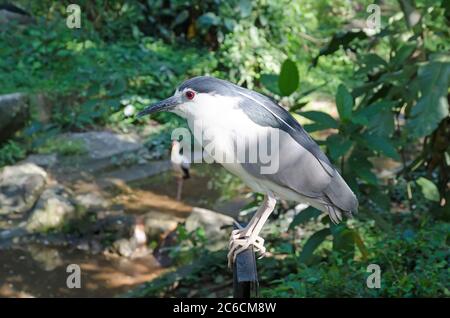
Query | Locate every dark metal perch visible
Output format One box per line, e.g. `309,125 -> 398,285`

232,223 -> 259,298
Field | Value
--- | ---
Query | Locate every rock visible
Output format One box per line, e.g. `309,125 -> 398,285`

93,214 -> 134,238
185,207 -> 235,251
25,185 -> 78,232
74,192 -> 109,211
0,93 -> 29,143
22,153 -> 58,168
0,163 -> 47,215
143,211 -> 181,241
64,131 -> 143,160
30,93 -> 53,124
27,245 -> 63,271
0,227 -> 27,241
99,161 -> 171,186
112,238 -> 137,257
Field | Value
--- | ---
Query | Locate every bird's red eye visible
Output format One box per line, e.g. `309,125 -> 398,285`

185,90 -> 195,100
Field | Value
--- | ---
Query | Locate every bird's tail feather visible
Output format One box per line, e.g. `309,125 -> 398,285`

326,204 -> 342,224
324,171 -> 358,216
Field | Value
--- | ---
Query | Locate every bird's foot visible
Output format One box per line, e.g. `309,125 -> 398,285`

227,231 -> 266,268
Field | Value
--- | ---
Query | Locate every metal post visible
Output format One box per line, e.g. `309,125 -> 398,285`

232,223 -> 259,298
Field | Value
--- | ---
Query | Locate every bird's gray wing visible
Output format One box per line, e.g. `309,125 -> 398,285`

241,129 -> 332,197
236,87 -> 358,214
234,86 -> 335,177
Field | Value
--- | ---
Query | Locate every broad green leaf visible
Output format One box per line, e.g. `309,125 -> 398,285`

366,187 -> 389,210
223,18 -> 236,31
335,84 -> 353,121
104,98 -> 121,110
352,82 -> 378,98
299,111 -> 339,129
197,12 -> 220,28
332,226 -> 355,260
303,123 -> 331,133
406,58 -> 450,137
260,73 -> 280,95
81,99 -> 98,110
238,0 -> 252,18
356,53 -> 388,75
289,206 -> 322,230
109,78 -> 126,95
352,229 -> 369,260
289,101 -> 308,113
364,208 -> 392,231
416,177 -> 440,202
172,10 -> 189,27
368,110 -> 395,137
326,134 -> 352,161
312,31 -> 367,66
352,101 -> 395,126
362,133 -> 400,160
356,168 -> 378,185
348,156 -> 378,185
391,43 -> 417,66
362,53 -> 388,68
278,59 -> 299,96
299,228 -> 331,264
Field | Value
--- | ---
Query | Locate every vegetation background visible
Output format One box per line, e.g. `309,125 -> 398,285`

0,0 -> 448,297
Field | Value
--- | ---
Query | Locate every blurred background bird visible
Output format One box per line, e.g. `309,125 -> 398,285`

170,140 -> 190,200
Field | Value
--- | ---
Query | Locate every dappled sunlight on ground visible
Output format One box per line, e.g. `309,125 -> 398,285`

0,246 -> 166,297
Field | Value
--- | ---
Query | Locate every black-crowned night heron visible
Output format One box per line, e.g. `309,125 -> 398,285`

171,140 -> 190,200
138,76 -> 358,267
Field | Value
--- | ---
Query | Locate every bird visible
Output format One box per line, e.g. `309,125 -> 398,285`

138,76 -> 358,267
170,139 -> 191,200
133,215 -> 147,247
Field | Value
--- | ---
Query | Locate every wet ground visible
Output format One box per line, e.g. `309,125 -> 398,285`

129,164 -> 248,218
0,245 -> 164,297
0,164 -> 248,298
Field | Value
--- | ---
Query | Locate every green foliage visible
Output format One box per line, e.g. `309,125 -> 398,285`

289,207 -> 322,230
165,224 -> 208,266
278,59 -> 299,96
299,111 -> 339,132
416,177 -> 440,202
298,228 -> 331,264
264,227 -> 449,297
296,0 -> 450,206
406,54 -> 450,137
335,84 -> 353,122
0,140 -> 26,167
272,0 -> 450,281
0,10 -> 215,156
133,218 -> 448,297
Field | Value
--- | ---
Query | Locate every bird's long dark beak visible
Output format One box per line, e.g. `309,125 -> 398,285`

137,95 -> 179,118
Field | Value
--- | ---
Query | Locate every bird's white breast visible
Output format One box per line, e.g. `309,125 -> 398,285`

175,94 -> 267,190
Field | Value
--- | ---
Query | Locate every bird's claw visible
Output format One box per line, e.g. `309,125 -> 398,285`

227,230 -> 266,268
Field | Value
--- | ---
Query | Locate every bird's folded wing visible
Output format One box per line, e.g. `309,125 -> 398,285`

237,89 -> 357,213
236,87 -> 335,177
